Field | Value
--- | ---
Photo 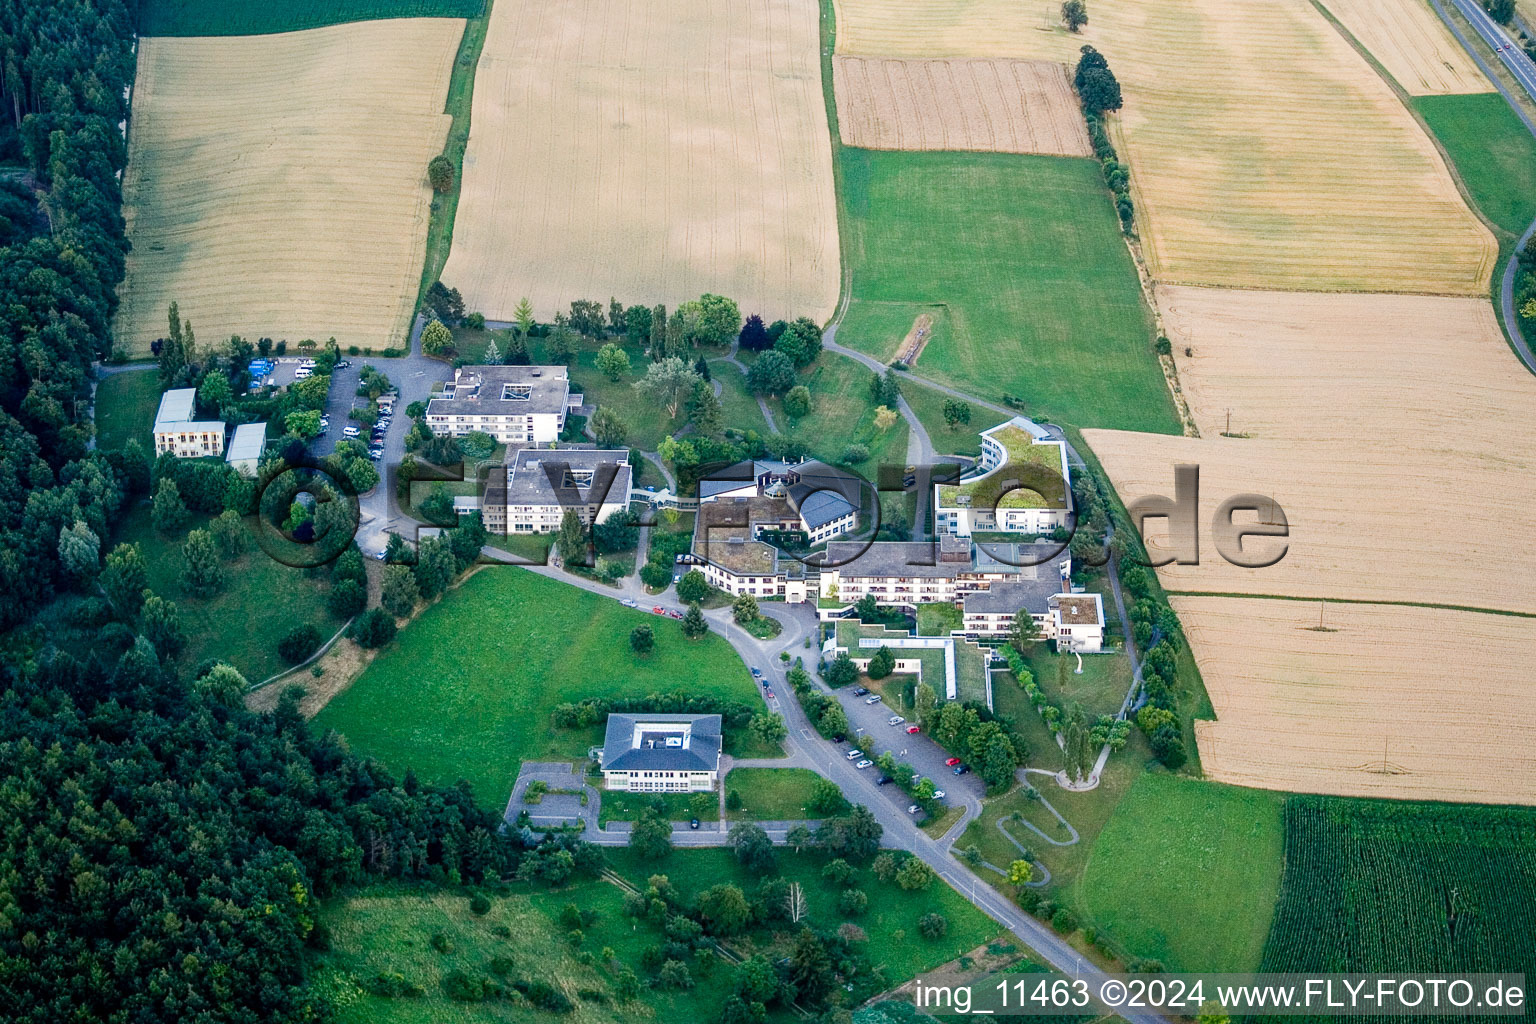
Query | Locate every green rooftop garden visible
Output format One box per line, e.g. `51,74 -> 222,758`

936,427 -> 1067,511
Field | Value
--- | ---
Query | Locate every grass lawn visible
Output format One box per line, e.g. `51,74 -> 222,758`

314,568 -> 759,806
836,148 -> 1177,434
1080,773 -> 1284,973
604,846 -> 1003,996
724,767 -> 841,820
776,351 -> 911,467
313,879 -> 727,1023
598,789 -> 718,825
708,361 -> 772,439
1415,93 -> 1536,238
93,368 -> 161,452
902,380 -> 1011,460
915,603 -> 961,636
116,503 -> 341,684
1020,646 -> 1133,718
417,7 -> 494,306
140,0 -> 484,36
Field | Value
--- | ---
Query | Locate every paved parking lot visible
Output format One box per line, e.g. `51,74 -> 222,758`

827,681 -> 988,812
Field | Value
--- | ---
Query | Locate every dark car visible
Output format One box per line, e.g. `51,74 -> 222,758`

876,775 -> 892,786
832,733 -> 846,744
852,687 -> 870,696
689,818 -> 700,830
953,764 -> 970,775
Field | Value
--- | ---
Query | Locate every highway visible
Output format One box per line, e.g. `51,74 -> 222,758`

1447,0 -> 1536,99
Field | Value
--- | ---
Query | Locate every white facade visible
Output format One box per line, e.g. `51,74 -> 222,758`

601,768 -> 718,793
153,389 -> 226,458
426,365 -> 574,446
482,449 -> 632,535
934,418 -> 1071,538
1049,593 -> 1106,653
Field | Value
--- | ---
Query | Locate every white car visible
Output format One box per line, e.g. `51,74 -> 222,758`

855,759 -> 873,769
864,695 -> 882,705
932,790 -> 946,800
845,749 -> 862,761
620,598 -> 638,608
342,425 -> 360,438
887,715 -> 905,726
319,417 -> 330,429
907,805 -> 920,815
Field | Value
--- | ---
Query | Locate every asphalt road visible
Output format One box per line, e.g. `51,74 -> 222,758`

1449,0 -> 1536,97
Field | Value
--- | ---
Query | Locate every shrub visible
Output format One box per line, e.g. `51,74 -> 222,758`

427,155 -> 455,193
841,443 -> 870,464
726,789 -> 742,811
350,607 -> 398,649
470,894 -> 492,915
277,624 -> 321,664
838,888 -> 868,917
1051,907 -> 1078,933
918,912 -> 948,939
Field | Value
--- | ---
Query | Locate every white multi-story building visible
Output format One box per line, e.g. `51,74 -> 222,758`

817,538 -> 1069,615
426,365 -> 581,446
599,714 -> 722,792
481,447 -> 632,534
224,422 -> 267,476
152,388 -> 226,458
1049,592 -> 1106,653
934,417 -> 1072,537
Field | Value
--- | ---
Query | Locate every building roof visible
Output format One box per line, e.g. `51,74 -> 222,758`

492,448 -> 631,508
784,462 -> 860,529
601,713 -> 722,773
224,422 -> 266,462
154,388 -> 224,434
427,364 -> 570,418
1051,592 -> 1104,625
963,577 -> 1060,616
823,538 -> 1067,581
936,424 -> 1069,511
692,495 -> 789,574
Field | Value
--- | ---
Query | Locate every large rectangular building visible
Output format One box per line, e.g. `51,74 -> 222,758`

600,713 -> 722,792
152,388 -> 226,458
482,447 -> 632,535
425,365 -> 579,446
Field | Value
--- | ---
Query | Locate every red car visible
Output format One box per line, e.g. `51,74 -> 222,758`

668,610 -> 684,619
905,725 -> 921,735
652,606 -> 666,615
945,757 -> 961,766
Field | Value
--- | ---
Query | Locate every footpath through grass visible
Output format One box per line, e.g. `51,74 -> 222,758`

836,148 -> 1177,434
1080,772 -> 1283,973
93,368 -> 160,452
314,568 -> 757,806
140,0 -> 485,36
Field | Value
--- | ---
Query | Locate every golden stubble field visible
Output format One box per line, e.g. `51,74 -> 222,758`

1317,0 -> 1489,94
1087,287 -> 1536,802
117,20 -> 463,354
833,0 -> 1496,294
442,0 -> 840,324
1176,596 -> 1536,806
833,57 -> 1090,155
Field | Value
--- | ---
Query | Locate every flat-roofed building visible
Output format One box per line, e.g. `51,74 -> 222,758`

1049,592 -> 1105,652
817,537 -> 1070,617
152,388 -> 226,458
224,422 -> 267,476
934,417 -> 1072,537
425,365 -> 581,446
482,447 -> 632,534
599,713 -> 722,792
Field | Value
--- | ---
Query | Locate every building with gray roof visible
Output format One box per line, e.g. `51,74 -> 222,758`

599,713 -> 722,792
425,364 -> 580,446
481,447 -> 632,535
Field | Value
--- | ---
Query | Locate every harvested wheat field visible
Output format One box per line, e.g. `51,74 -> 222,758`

1082,430 -> 1536,614
1317,0 -> 1489,94
833,0 -> 1087,60
1159,286 -> 1535,442
834,57 -> 1090,156
117,20 -> 462,354
836,0 -> 1494,294
442,0 -> 840,324
1176,596 -> 1536,805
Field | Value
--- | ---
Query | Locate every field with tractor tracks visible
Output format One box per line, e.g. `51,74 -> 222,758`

442,0 -> 840,325
1316,0 -> 1490,94
117,19 -> 462,354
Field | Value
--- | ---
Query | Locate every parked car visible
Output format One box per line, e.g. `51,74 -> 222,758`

944,757 -> 962,767
765,690 -> 774,699
652,606 -> 666,615
852,686 -> 870,696
342,425 -> 359,438
953,764 -> 970,775
932,790 -> 946,800
864,695 -> 882,705
855,759 -> 873,769
334,360 -> 350,368
907,805 -> 921,815
832,733 -> 846,743
887,715 -> 905,726
667,610 -> 683,620
374,549 -> 387,560
620,597 -> 638,608
906,725 -> 921,735
845,749 -> 862,761
876,775 -> 892,786
318,417 -> 329,429
751,667 -> 763,677
689,818 -> 700,830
